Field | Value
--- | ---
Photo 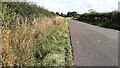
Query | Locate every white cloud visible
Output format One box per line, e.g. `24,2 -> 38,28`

29,0 -> 120,14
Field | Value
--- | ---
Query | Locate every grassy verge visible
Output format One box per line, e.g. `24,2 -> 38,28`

39,18 -> 73,66
1,2 -> 73,67
2,17 -> 73,66
76,20 -> 119,30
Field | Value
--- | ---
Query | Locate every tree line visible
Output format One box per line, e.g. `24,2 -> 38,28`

76,11 -> 120,30
56,11 -> 79,18
56,10 -> 120,30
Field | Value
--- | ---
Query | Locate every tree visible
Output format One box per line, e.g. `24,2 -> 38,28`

61,13 -> 64,17
56,12 -> 60,16
88,9 -> 98,14
66,11 -> 79,18
67,12 -> 72,17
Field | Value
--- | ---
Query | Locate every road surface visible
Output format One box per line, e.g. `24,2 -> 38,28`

68,20 -> 118,66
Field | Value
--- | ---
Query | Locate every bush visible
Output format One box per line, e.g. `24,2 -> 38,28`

0,2 -> 55,28
76,11 -> 120,30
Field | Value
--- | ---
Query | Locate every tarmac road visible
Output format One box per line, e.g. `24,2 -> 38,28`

68,20 -> 118,66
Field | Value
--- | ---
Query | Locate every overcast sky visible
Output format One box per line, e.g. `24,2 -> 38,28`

29,0 -> 120,14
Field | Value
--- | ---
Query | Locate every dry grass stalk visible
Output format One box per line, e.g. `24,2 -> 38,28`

1,16 -> 64,66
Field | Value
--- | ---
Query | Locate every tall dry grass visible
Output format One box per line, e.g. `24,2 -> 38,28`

1,16 -> 64,66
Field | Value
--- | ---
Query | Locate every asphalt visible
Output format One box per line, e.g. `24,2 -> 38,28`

68,20 -> 118,66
